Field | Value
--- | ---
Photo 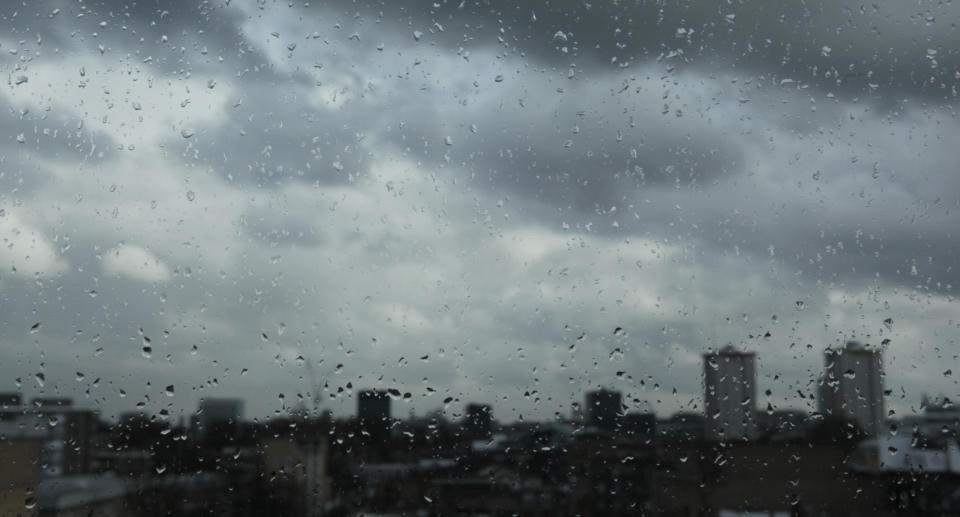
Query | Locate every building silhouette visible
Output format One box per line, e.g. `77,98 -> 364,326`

585,389 -> 621,432
703,345 -> 756,441
464,403 -> 493,437
358,390 -> 391,423
819,341 -> 884,436
194,398 -> 244,438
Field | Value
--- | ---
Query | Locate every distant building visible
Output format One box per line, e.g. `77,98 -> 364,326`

0,419 -> 44,516
356,390 -> 393,461
658,412 -> 705,442
902,395 -> 960,440
0,393 -> 21,420
704,345 -> 756,441
31,397 -> 72,409
195,398 -> 244,437
40,408 -> 98,476
757,409 -> 808,440
358,390 -> 391,423
464,403 -> 493,437
622,412 -> 657,442
585,389 -> 621,431
818,341 -> 884,437
0,395 -> 97,477
260,435 -> 331,517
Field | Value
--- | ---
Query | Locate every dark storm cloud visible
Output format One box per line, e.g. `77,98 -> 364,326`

169,81 -> 369,188
292,0 -> 960,102
6,0 -> 262,75
382,76 -> 743,213
0,101 -> 118,194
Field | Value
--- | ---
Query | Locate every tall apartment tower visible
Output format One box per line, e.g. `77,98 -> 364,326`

819,341 -> 884,436
358,390 -> 391,423
704,345 -> 756,442
585,389 -> 622,432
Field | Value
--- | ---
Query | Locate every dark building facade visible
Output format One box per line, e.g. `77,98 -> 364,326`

585,389 -> 621,431
464,403 -> 493,437
703,345 -> 757,441
358,390 -> 391,423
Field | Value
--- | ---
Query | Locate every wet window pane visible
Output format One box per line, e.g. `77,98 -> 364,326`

0,1 -> 956,515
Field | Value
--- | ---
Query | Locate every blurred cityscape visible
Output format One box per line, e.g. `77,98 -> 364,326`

2,341 -> 959,516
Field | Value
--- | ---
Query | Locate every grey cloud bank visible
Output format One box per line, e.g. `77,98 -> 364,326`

0,1 -> 956,424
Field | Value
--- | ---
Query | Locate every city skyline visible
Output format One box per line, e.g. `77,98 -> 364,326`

6,339 -> 908,430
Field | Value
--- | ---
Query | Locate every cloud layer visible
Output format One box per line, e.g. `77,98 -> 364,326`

0,1 -> 957,424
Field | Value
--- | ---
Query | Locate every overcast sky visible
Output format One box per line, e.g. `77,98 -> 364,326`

1,0 -> 958,424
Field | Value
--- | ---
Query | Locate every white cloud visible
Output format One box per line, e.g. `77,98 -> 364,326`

0,209 -> 68,276
102,245 -> 171,283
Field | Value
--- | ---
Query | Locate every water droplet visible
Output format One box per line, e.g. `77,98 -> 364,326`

186,191 -> 195,202
34,373 -> 45,387
888,446 -> 898,455
164,385 -> 175,396
413,30 -> 423,41
494,75 -> 504,83
613,327 -> 624,336
945,369 -> 952,377
883,318 -> 893,330
25,497 -> 37,510
444,136 -> 453,146
180,129 -> 195,138
843,369 -> 856,380
16,133 -> 25,144
142,346 -> 152,358
30,322 -> 40,333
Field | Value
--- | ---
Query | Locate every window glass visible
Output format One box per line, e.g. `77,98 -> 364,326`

0,1 -> 956,515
